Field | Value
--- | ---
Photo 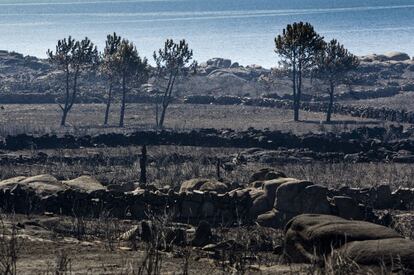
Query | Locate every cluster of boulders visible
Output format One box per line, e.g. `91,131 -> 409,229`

224,168 -> 410,228
360,51 -> 412,62
197,57 -> 270,81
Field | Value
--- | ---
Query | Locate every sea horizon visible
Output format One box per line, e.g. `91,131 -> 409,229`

1,0 -> 413,68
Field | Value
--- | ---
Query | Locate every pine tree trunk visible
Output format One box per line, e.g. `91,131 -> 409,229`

326,83 -> 335,123
155,99 -> 159,128
294,102 -> 299,121
295,63 -> 302,122
60,108 -> 68,126
60,66 -> 70,127
159,104 -> 167,128
119,75 -> 126,127
104,82 -> 113,125
292,62 -> 298,121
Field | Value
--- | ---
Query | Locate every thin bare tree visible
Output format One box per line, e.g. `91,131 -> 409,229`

100,32 -> 122,125
114,39 -> 148,127
47,36 -> 98,126
316,39 -> 359,122
153,39 -> 193,128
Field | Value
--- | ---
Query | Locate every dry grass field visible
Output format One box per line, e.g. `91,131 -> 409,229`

0,103 -> 384,137
3,145 -> 414,191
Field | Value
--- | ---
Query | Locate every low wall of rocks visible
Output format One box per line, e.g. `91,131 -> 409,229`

0,173 -> 413,228
0,184 -> 252,226
3,126 -> 414,163
1,126 -> 404,152
184,95 -> 414,124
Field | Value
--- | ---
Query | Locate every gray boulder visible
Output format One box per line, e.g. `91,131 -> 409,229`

335,238 -> 414,268
249,168 -> 286,183
256,179 -> 332,228
206,58 -> 232,68
179,178 -> 228,194
284,214 -> 403,264
0,174 -> 64,196
62,175 -> 106,193
274,181 -> 331,215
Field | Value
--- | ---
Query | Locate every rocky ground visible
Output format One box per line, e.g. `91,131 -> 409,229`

0,167 -> 412,274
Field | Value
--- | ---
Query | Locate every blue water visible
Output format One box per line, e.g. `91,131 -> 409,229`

0,0 -> 413,67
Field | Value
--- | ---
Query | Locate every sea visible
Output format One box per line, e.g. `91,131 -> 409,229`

0,0 -> 413,68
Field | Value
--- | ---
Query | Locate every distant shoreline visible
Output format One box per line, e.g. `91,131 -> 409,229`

0,49 -> 412,70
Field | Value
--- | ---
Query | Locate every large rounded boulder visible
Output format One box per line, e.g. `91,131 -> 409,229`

274,181 -> 331,215
255,176 -> 332,228
283,214 -> 410,266
179,178 -> 229,194
334,238 -> 414,268
0,174 -> 64,196
62,175 -> 106,193
249,168 -> 286,183
249,177 -> 300,217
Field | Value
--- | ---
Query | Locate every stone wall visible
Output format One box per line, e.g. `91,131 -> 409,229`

184,95 -> 414,124
0,176 -> 252,226
0,173 -> 412,227
3,126 -> 414,163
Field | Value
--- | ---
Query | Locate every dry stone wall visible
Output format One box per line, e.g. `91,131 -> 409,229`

0,172 -> 412,227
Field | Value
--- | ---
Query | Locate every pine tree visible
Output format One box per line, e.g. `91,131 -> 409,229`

100,32 -> 122,125
47,36 -> 98,126
316,39 -> 359,122
114,39 -> 148,127
153,39 -> 193,128
275,22 -> 324,121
